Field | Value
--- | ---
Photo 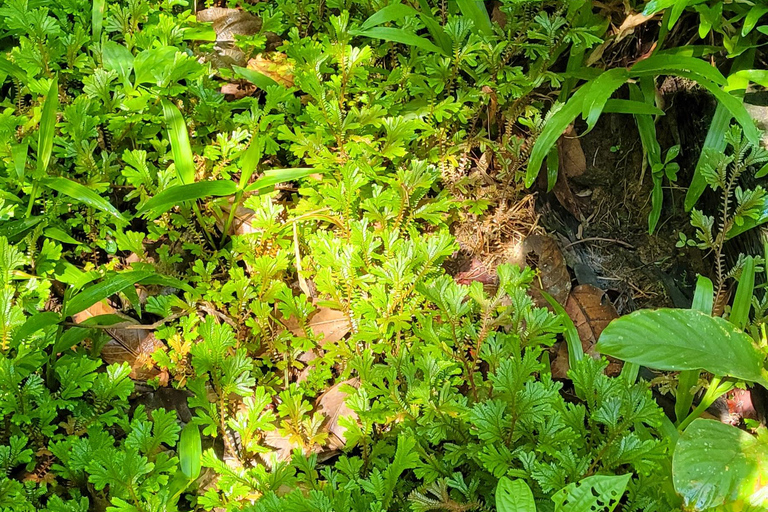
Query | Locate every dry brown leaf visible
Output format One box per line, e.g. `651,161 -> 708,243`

221,82 -> 257,100
564,285 -> 622,376
197,8 -> 262,42
246,53 -> 294,88
72,299 -> 164,380
615,12 -> 654,43
509,234 -> 571,307
558,125 -> 586,178
287,307 -> 351,345
316,378 -> 360,452
552,170 -> 583,220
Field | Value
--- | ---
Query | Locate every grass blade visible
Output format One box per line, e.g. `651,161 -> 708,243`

0,56 -> 26,81
455,0 -> 493,36
12,312 -> 61,345
730,256 -> 754,329
244,168 -> 316,194
92,0 -> 106,41
581,68 -> 629,131
161,99 -> 195,185
359,3 -> 419,31
526,84 -> 591,187
233,65 -> 280,90
65,270 -> 154,317
42,177 -> 128,225
354,27 -> 446,55
138,180 -> 237,216
11,143 -> 27,181
238,136 -> 263,190
675,275 -> 714,423
631,55 -> 726,86
179,424 -> 202,479
37,77 -> 59,174
601,99 -> 665,116
541,290 -> 584,367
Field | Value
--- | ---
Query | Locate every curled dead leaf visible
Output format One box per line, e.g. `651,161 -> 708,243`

564,284 -> 622,376
246,53 -> 294,88
509,234 -> 571,307
315,378 -> 360,452
72,299 -> 165,380
558,125 -> 586,179
221,82 -> 257,100
615,12 -> 654,43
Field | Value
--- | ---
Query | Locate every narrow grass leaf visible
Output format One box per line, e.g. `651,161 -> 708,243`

526,85 -> 591,187
602,99 -> 665,116
541,290 -> 583,366
244,168 -> 316,193
12,312 -> 61,345
455,0 -> 493,36
0,57 -> 26,81
66,271 -> 154,317
354,27 -> 445,55
161,99 -> 195,184
631,54 -> 726,86
138,180 -> 237,216
37,77 -> 59,174
581,68 -> 629,131
92,0 -> 106,41
179,424 -> 202,479
730,256 -> 754,329
419,15 -> 452,55
233,65 -> 280,90
42,177 -> 128,224
359,3 -> 419,31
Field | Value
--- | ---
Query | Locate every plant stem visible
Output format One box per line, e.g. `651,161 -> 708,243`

677,375 -> 733,432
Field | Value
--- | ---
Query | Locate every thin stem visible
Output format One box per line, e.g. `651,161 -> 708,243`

677,375 -> 733,432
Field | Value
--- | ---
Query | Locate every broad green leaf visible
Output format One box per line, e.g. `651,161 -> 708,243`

596,309 -> 768,387
42,177 -> 128,224
359,3 -> 419,31
102,41 -> 133,87
244,168 -> 316,193
65,271 -> 154,317
179,423 -> 202,479
673,419 -> 768,510
552,474 -> 631,512
233,65 -> 280,90
134,46 -> 179,85
496,477 -> 536,512
161,99 -> 195,184
37,77 -> 59,174
731,256 -> 754,329
456,0 -> 493,36
12,312 -> 60,344
138,180 -> 237,216
354,27 -> 446,55
92,0 -> 105,40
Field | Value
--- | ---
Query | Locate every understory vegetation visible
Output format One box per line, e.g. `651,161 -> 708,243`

1,0 -> 768,511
